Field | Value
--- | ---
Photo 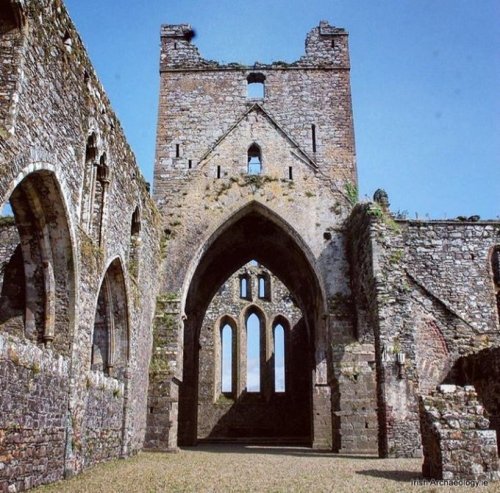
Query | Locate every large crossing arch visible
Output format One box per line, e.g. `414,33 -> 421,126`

178,201 -> 328,446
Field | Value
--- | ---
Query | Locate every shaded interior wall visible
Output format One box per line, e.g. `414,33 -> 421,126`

0,221 -> 24,335
346,203 -> 500,458
445,348 -> 500,454
0,1 -> 161,490
196,263 -> 311,443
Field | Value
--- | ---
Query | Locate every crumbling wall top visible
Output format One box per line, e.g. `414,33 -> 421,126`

159,21 -> 350,72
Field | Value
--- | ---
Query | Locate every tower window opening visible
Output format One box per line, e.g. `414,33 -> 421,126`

188,159 -> 192,169
312,124 -> 317,153
288,167 -> 293,180
247,143 -> 262,175
217,165 -> 221,179
176,144 -> 180,158
247,73 -> 266,99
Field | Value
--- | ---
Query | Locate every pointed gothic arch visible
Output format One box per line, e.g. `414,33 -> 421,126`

91,258 -> 129,380
178,201 -> 327,446
0,169 -> 75,355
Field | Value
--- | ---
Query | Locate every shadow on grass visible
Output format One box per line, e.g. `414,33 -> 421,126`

181,443 -> 378,460
357,469 -> 422,483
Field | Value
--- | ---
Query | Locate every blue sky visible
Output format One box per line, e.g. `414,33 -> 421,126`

65,0 -> 499,219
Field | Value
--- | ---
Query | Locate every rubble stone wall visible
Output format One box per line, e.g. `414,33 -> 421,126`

0,1 -> 161,490
347,204 -> 500,458
419,385 -> 499,481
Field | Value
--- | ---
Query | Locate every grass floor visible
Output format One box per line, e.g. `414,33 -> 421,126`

34,445 -> 496,492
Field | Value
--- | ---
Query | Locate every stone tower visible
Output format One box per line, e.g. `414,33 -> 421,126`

148,21 -> 378,452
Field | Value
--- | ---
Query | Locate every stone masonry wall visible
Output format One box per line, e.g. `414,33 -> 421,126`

419,385 -> 499,481
0,338 -> 69,492
347,203 -> 500,458
445,347 -> 500,458
0,1 -> 161,490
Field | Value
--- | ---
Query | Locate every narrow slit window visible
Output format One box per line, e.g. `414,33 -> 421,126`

288,167 -> 293,180
248,143 -> 262,175
492,247 -> 500,319
176,144 -> 180,158
246,313 -> 261,392
188,159 -> 192,169
217,165 -> 221,179
312,124 -> 317,153
240,276 -> 248,299
274,323 -> 285,392
62,32 -> 72,53
258,277 -> 265,298
247,73 -> 265,99
221,323 -> 233,393
257,273 -> 270,300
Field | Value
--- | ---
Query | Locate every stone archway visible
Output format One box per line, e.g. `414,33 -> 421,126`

91,258 -> 130,380
0,169 -> 75,356
178,202 -> 328,447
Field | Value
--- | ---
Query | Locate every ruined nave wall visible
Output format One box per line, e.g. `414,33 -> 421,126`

0,1 -> 161,490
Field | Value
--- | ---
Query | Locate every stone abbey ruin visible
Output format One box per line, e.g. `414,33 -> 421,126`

1,0 -> 499,490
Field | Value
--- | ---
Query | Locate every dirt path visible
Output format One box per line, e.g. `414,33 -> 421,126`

34,445 -> 496,492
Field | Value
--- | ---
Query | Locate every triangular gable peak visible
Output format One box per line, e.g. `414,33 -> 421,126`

198,103 -> 318,171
